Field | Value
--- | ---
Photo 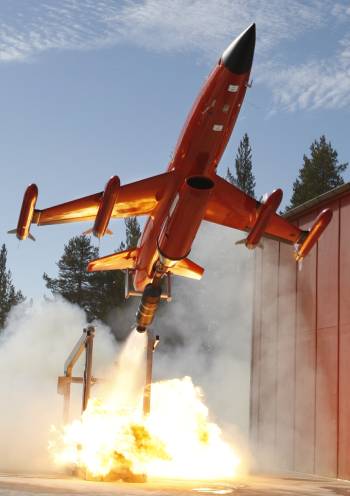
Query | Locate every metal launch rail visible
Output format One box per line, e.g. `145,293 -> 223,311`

57,326 -> 159,424
57,326 -> 102,424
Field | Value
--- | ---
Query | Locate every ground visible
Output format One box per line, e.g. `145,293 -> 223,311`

1,473 -> 350,496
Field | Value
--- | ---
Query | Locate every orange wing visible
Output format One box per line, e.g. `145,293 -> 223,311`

33,172 -> 174,226
205,175 -> 304,245
88,248 -> 139,272
170,258 -> 204,280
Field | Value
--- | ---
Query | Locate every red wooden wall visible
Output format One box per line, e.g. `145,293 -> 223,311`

250,189 -> 350,479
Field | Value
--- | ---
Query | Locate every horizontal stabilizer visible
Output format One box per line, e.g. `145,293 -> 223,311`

235,237 -> 246,245
170,258 -> 204,280
82,227 -> 113,236
235,237 -> 263,249
87,248 -> 139,272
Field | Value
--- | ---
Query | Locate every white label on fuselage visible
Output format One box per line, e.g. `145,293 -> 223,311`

228,84 -> 239,92
213,124 -> 224,131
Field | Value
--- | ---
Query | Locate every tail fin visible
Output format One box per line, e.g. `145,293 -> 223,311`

82,228 -> 113,236
87,248 -> 138,272
8,228 -> 36,241
170,258 -> 204,280
235,237 -> 263,249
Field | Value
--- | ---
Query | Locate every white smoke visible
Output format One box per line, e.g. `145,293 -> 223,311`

153,222 -> 254,449
0,297 -> 117,473
0,221 -> 254,475
105,329 -> 147,412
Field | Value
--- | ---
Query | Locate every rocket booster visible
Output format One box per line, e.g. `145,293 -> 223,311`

135,283 -> 162,333
295,208 -> 333,261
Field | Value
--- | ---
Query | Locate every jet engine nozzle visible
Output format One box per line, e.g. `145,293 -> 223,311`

135,283 -> 162,333
295,208 -> 333,262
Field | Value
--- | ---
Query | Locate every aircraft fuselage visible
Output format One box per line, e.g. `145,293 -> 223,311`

134,62 -> 250,291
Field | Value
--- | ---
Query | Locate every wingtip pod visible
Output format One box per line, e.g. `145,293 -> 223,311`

245,188 -> 283,249
295,208 -> 333,262
92,175 -> 120,238
9,184 -> 38,240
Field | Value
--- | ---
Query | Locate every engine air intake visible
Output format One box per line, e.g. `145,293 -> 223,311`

186,176 -> 214,190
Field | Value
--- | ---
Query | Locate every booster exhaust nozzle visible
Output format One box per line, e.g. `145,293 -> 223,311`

136,283 -> 162,333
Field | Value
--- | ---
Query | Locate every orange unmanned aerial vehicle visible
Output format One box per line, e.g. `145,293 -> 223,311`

10,24 -> 332,332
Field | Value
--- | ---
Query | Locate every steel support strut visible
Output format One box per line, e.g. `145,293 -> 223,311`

57,326 -> 102,424
143,330 -> 159,416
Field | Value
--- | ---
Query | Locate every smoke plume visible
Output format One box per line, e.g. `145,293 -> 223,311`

0,297 -> 117,473
153,222 -> 254,440
0,221 -> 254,474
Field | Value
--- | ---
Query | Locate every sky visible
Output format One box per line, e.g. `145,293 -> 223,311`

1,0 -> 349,299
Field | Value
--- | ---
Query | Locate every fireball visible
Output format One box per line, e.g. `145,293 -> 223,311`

51,376 -> 241,481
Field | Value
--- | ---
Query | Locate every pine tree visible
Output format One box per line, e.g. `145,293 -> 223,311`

226,167 -> 236,185
43,218 -> 142,323
0,244 -> 24,329
118,217 -> 142,251
288,135 -> 348,210
227,133 -> 256,197
43,235 -> 99,321
125,217 -> 141,249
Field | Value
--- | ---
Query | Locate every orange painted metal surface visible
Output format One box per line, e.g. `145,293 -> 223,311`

251,188 -> 350,480
91,176 -> 120,238
15,184 -> 38,240
12,23 -> 328,298
295,208 -> 333,261
246,189 -> 283,248
157,176 -> 214,261
13,25 -> 326,291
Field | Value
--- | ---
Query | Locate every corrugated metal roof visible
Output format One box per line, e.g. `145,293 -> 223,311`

283,182 -> 350,221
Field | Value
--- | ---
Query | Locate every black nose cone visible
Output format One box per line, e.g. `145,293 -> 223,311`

222,23 -> 256,75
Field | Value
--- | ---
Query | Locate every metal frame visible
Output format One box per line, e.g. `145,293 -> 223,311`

143,331 -> 160,416
124,269 -> 172,302
57,326 -> 103,424
57,325 -> 160,423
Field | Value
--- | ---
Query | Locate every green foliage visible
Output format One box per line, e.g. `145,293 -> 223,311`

0,244 -> 24,329
43,235 -> 99,321
227,133 -> 256,197
225,166 -> 236,185
118,217 -> 141,251
43,217 -> 141,323
288,135 -> 348,210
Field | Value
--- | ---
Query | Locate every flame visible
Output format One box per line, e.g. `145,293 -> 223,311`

50,330 -> 243,481
51,376 -> 241,481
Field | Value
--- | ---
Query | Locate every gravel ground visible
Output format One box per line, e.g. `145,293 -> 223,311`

1,473 -> 350,496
